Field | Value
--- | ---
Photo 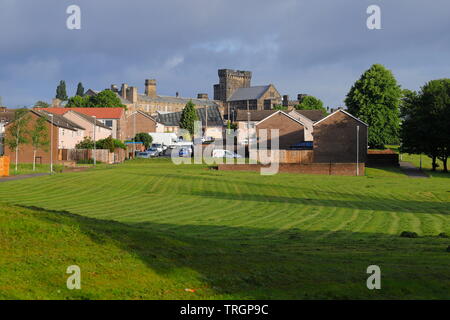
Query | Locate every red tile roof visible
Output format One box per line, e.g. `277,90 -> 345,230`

35,107 -> 124,119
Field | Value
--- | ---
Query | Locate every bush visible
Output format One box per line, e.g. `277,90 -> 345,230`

438,232 -> 449,238
400,231 -> 419,238
446,246 -> 450,253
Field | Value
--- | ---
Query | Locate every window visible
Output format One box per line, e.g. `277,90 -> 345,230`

104,120 -> 113,128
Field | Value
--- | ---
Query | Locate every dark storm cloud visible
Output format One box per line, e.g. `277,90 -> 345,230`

0,0 -> 449,107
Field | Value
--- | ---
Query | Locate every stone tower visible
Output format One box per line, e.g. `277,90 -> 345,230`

213,69 -> 252,102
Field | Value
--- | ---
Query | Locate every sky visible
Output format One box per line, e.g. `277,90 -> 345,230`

0,0 -> 449,108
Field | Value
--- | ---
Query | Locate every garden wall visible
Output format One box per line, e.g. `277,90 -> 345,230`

366,150 -> 399,167
218,163 -> 365,176
59,149 -> 126,164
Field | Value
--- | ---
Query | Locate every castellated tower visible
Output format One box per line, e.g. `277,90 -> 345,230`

213,69 -> 252,102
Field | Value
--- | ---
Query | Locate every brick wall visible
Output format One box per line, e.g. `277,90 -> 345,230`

256,112 -> 305,149
125,112 -> 157,140
218,163 -> 365,176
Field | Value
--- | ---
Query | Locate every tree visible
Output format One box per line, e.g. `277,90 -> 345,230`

273,104 -> 288,110
34,101 -> 50,108
56,80 -> 68,101
179,100 -> 198,135
134,132 -> 153,149
89,90 -> 126,108
76,82 -> 85,96
402,80 -> 450,172
29,115 -> 49,171
295,95 -> 327,115
66,95 -> 91,108
96,137 -> 126,151
75,137 -> 95,149
4,109 -> 31,172
345,64 -> 402,149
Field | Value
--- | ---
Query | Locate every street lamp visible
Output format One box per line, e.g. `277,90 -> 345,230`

49,114 -> 54,173
93,115 -> 96,166
356,125 -> 360,176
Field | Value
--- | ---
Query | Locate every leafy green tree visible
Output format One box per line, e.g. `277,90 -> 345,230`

56,80 -> 68,101
75,137 -> 95,149
89,90 -> 126,108
29,115 -> 49,171
295,96 -> 326,115
179,100 -> 198,135
134,132 -> 153,149
34,101 -> 50,108
76,82 -> 85,96
402,80 -> 450,172
96,137 -> 126,151
66,95 -> 91,108
4,109 -> 31,172
345,64 -> 402,149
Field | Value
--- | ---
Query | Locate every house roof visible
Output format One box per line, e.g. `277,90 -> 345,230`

235,110 -> 279,121
0,110 -> 15,124
228,85 -> 271,102
127,110 -> 157,123
67,110 -> 112,130
313,109 -> 369,127
35,107 -> 125,119
255,110 -> 305,127
32,110 -> 85,131
138,94 -> 221,108
157,105 -> 223,127
292,109 -> 326,122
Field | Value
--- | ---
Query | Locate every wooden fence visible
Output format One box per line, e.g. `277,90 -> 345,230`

250,150 -> 313,164
59,149 -> 126,164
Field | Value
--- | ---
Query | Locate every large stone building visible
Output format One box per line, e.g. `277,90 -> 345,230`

213,69 -> 282,116
103,80 -> 223,116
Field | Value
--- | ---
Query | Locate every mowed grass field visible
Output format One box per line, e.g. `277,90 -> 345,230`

0,159 -> 449,299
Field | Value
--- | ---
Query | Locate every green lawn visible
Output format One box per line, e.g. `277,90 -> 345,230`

8,163 -> 64,176
0,159 -> 449,299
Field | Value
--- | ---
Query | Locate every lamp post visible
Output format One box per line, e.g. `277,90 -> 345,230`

49,114 -> 54,173
133,111 -> 136,156
356,125 -> 360,176
93,115 -> 96,166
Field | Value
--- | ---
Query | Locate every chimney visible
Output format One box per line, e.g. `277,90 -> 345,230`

111,84 -> 119,93
121,84 -> 129,99
127,87 -> 138,104
297,94 -> 308,103
197,93 -> 208,99
145,79 -> 157,98
283,95 -> 289,107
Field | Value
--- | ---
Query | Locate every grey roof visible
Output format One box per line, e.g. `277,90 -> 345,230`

157,105 -> 224,127
33,110 -> 85,131
69,110 -> 112,130
235,110 -> 278,121
0,110 -> 15,124
138,94 -> 221,107
228,85 -> 271,102
294,110 -> 326,122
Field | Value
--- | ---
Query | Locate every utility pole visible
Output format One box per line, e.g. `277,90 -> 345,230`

133,112 -> 136,155
356,125 -> 360,176
49,114 -> 54,173
205,106 -> 208,138
93,116 -> 97,166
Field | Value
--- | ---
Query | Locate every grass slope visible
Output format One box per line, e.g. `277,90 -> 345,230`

0,159 -> 449,299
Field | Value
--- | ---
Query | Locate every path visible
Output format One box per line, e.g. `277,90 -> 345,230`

0,173 -> 51,183
399,161 -> 429,178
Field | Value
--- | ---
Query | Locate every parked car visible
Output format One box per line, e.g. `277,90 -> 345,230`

178,147 -> 192,157
151,143 -> 164,154
212,149 -> 242,158
146,147 -> 160,157
136,152 -> 153,159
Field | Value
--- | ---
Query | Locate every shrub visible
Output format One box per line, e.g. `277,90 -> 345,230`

438,233 -> 449,238
400,231 -> 419,238
77,159 -> 102,165
447,246 -> 450,253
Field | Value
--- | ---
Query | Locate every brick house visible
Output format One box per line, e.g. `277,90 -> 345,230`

288,109 -> 325,141
313,109 -> 368,163
63,110 -> 112,141
3,110 -> 84,164
125,110 -> 160,140
35,107 -> 127,140
0,108 -> 15,156
255,111 -> 306,149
